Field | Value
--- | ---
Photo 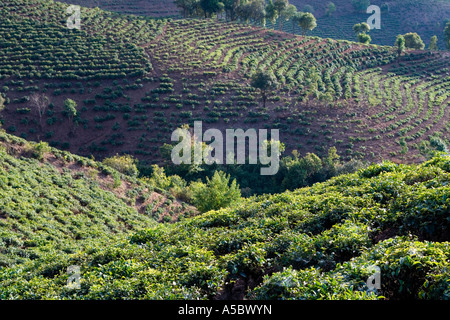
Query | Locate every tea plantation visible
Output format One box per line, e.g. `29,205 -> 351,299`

1,128 -> 449,299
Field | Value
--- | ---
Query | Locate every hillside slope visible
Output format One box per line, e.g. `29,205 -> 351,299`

0,0 -> 449,166
1,142 -> 450,299
0,129 -> 196,271
57,0 -> 450,48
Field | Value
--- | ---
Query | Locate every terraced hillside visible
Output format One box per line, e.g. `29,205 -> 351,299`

0,0 -> 449,167
54,0 -> 450,48
1,138 -> 450,299
0,128 -> 196,269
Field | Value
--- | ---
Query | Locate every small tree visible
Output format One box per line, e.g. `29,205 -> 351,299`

325,2 -> 336,17
357,33 -> 371,44
63,98 -> 77,135
403,32 -> 425,50
395,34 -> 405,60
444,21 -> 450,50
297,12 -> 317,36
250,70 -> 278,108
352,0 -> 370,13
280,4 -> 297,32
429,35 -> 438,50
29,93 -> 49,130
273,0 -> 289,31
190,171 -> 241,213
102,154 -> 139,177
265,0 -> 278,28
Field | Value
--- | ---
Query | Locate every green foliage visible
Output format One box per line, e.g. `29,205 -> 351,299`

1,128 -> 450,300
352,0 -> 370,12
428,35 -> 438,50
444,21 -> 450,50
191,171 -> 241,213
102,154 -> 139,177
403,32 -> 425,50
357,33 -> 372,44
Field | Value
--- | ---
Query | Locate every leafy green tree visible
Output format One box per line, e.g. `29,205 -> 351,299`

29,93 -> 49,131
303,4 -> 314,13
250,70 -> 278,108
102,154 -> 139,177
429,35 -> 438,50
296,12 -> 317,36
444,21 -> 450,49
325,2 -> 336,17
265,0 -> 278,28
403,32 -> 425,49
190,171 -> 241,212
395,34 -> 405,60
63,98 -> 77,134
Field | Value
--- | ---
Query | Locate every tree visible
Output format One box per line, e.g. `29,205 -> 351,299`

429,35 -> 438,50
280,4 -> 297,32
273,0 -> 289,31
265,0 -> 278,28
250,70 -> 278,108
444,21 -> 450,50
353,22 -> 370,35
223,0 -> 239,21
200,0 -> 224,18
352,0 -> 370,13
303,4 -> 314,13
325,2 -> 336,17
102,154 -> 139,177
403,32 -> 425,50
357,33 -> 371,44
297,12 -> 317,36
29,93 -> 49,131
395,34 -> 405,60
190,171 -> 241,213
291,11 -> 303,34
63,98 -> 77,134
0,94 -> 5,112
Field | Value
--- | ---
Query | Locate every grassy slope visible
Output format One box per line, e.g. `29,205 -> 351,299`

1,128 -> 449,299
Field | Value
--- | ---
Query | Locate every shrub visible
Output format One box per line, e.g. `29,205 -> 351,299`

102,154 -> 139,177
